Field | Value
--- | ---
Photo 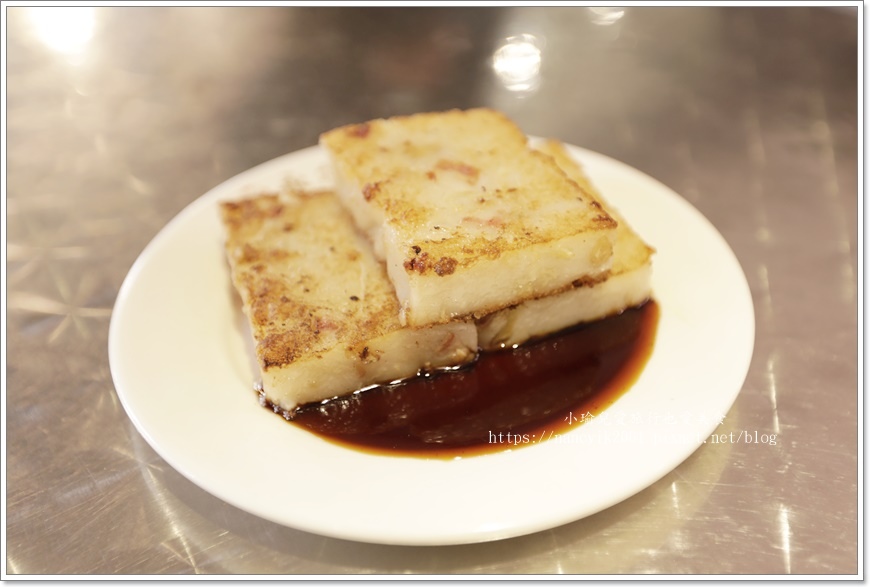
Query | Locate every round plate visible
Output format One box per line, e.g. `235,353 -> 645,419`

108,143 -> 755,546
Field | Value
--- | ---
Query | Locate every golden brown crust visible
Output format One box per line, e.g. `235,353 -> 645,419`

534,139 -> 654,275
321,108 -> 618,276
220,192 -> 408,371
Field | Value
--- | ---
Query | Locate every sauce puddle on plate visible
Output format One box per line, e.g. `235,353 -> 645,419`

272,300 -> 659,458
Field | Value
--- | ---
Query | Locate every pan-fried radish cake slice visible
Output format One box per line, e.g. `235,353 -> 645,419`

477,140 -> 654,349
320,109 -> 618,327
220,191 -> 477,414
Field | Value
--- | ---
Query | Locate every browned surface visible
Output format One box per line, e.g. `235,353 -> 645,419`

219,192 -> 406,370
536,140 -> 655,276
321,109 -> 618,271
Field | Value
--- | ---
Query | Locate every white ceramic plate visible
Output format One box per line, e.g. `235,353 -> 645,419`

109,143 -> 754,546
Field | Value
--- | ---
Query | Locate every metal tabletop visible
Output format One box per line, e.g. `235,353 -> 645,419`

5,5 -> 859,576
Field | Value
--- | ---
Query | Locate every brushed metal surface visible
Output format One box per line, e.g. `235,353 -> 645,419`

6,6 -> 858,575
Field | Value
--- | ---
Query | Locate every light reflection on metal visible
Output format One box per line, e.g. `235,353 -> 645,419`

766,353 -> 781,435
491,33 -> 543,95
588,7 -> 627,26
27,7 -> 96,56
778,503 -> 792,573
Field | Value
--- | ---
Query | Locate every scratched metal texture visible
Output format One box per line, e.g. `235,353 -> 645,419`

6,6 -> 858,575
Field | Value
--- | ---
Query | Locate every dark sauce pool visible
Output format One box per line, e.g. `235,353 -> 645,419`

265,300 -> 659,459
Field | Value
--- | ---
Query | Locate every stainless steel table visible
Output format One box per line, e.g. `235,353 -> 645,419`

6,6 -> 859,575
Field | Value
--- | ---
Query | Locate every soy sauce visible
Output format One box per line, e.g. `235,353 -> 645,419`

280,301 -> 658,458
